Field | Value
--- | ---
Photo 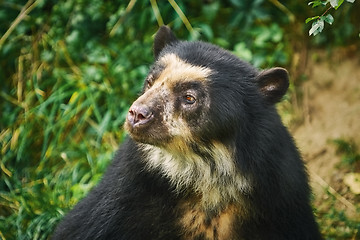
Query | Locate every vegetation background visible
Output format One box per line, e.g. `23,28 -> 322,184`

0,0 -> 359,239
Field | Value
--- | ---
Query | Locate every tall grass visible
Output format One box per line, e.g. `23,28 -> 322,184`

0,1 -> 153,238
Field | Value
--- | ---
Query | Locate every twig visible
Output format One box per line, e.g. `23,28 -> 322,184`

310,169 -> 357,213
303,85 -> 311,125
57,40 -> 82,76
313,5 -> 333,22
268,0 -> 295,22
168,0 -> 194,35
0,0 -> 39,49
109,0 -> 137,37
150,0 -> 164,26
320,6 -> 333,18
17,55 -> 24,102
1,160 -> 12,177
0,230 -> 6,240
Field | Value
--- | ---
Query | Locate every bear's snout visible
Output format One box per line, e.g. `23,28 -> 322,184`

127,104 -> 153,128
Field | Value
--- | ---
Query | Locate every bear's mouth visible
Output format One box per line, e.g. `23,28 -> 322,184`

125,113 -> 171,146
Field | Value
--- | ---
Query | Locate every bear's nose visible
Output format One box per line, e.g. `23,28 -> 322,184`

127,104 -> 153,127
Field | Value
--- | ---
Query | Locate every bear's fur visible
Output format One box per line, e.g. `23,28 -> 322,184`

52,26 -> 322,240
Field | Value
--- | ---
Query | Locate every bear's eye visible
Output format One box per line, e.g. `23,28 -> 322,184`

184,95 -> 196,104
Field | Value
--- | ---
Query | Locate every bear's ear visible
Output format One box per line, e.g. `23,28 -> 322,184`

153,26 -> 178,59
255,67 -> 289,104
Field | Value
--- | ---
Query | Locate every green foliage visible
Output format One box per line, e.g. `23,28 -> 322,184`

317,193 -> 360,239
318,139 -> 360,240
332,139 -> 360,167
306,0 -> 356,36
0,1 -> 154,239
316,138 -> 360,239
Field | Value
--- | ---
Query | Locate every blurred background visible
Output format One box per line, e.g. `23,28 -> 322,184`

0,0 -> 359,239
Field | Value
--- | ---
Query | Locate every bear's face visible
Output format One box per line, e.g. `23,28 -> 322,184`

124,53 -> 212,150
125,26 -> 289,156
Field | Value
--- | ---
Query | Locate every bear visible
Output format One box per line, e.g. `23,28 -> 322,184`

52,26 -> 322,240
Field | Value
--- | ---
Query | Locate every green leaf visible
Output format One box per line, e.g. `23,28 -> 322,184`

309,19 -> 324,36
233,42 -> 252,62
308,0 -> 327,7
305,16 -> 320,24
329,0 -> 339,8
321,14 -> 334,25
198,24 -> 214,40
334,0 -> 345,9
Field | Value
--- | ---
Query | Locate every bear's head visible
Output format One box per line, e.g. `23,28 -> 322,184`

124,26 -> 290,205
125,26 -> 289,153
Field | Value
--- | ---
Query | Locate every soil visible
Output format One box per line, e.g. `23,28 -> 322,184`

288,47 -> 360,218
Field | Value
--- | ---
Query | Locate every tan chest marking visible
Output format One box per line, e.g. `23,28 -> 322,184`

179,200 -> 239,240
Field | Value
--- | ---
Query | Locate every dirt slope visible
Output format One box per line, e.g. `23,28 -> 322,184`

290,48 -> 360,217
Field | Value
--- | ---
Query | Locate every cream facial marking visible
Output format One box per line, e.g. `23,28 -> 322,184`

157,53 -> 213,84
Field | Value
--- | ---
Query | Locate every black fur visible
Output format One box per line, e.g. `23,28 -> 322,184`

52,26 -> 322,240
153,26 -> 178,59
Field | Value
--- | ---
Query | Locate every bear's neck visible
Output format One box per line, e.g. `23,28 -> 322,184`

139,141 -> 252,209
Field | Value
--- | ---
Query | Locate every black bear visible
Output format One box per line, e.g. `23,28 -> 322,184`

52,26 -> 322,240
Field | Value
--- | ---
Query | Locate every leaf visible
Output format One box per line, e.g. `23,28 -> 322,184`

329,0 -> 338,8
68,91 -> 79,104
199,24 -> 214,40
346,0 -> 355,2
309,19 -> 324,36
334,0 -> 345,9
233,42 -> 252,62
306,16 -> 319,24
321,14 -> 334,25
308,0 -> 326,7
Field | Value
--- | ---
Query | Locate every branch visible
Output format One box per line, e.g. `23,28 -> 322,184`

0,0 -> 39,49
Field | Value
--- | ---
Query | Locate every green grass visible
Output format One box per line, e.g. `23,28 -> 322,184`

314,138 -> 360,239
0,2 -> 150,238
317,192 -> 360,239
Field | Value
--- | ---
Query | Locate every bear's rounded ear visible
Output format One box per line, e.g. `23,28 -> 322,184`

255,67 -> 289,104
153,26 -> 178,59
